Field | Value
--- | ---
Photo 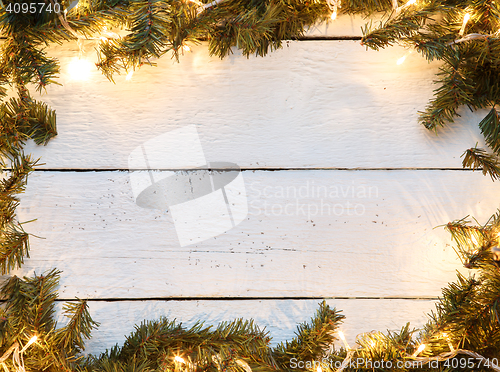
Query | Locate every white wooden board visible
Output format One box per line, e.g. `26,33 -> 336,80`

51,299 -> 436,355
304,15 -> 383,37
9,20 -> 494,358
15,169 -> 498,298
24,41 -> 488,170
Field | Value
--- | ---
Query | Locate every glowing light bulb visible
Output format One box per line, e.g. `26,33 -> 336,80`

20,336 -> 38,353
174,356 -> 185,364
459,13 -> 471,36
327,0 -> 339,20
316,365 -> 322,372
338,331 -> 350,349
397,0 -> 416,12
442,332 -> 455,351
183,45 -> 191,52
397,51 -> 411,65
471,235 -> 478,245
68,58 -> 93,81
412,344 -> 426,357
126,70 -> 134,81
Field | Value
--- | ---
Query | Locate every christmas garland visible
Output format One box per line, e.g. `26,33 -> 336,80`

0,221 -> 500,371
1,0 -> 500,370
3,0 -> 500,272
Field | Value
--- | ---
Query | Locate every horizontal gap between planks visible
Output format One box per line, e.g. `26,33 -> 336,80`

195,36 -> 362,41
292,36 -> 362,41
28,168 -> 476,172
50,296 -> 439,302
0,36 -> 362,41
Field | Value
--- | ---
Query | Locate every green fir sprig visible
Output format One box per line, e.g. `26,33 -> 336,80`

0,229 -> 499,372
362,0 -> 500,180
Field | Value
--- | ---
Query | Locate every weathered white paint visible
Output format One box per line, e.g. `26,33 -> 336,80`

25,40 -> 488,170
53,299 -> 435,354
16,169 -> 498,298
11,21 -> 493,355
304,14 -> 384,37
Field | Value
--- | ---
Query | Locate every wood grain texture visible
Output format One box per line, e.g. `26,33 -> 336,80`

15,169 -> 498,299
304,15 -> 382,37
24,40 -> 488,170
51,299 -> 436,355
11,27 -> 492,354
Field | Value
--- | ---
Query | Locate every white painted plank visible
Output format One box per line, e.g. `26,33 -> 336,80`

15,169 -> 498,298
304,15 -> 382,37
24,41 -> 487,170
53,299 -> 436,355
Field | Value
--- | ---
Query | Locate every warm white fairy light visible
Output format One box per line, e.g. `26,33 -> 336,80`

20,336 -> 37,354
68,58 -> 93,81
316,365 -> 322,372
126,70 -> 134,81
236,359 -> 252,372
174,356 -> 185,364
183,45 -> 191,52
397,51 -> 412,65
412,344 -> 426,357
327,0 -> 340,21
471,234 -> 479,245
400,0 -> 416,10
0,336 -> 38,372
459,13 -> 471,36
338,331 -> 350,350
442,333 -> 455,352
392,0 -> 416,15
397,55 -> 407,65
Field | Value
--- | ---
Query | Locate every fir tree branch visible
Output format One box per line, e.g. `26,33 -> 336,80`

55,300 -> 100,354
461,146 -> 500,181
419,51 -> 476,129
361,2 -> 447,50
0,269 -> 60,335
95,317 -> 276,371
0,222 -> 29,275
273,301 -> 344,370
96,0 -> 176,81
479,108 -> 500,155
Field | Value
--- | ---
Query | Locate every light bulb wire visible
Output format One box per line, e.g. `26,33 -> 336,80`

322,331 -> 499,372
